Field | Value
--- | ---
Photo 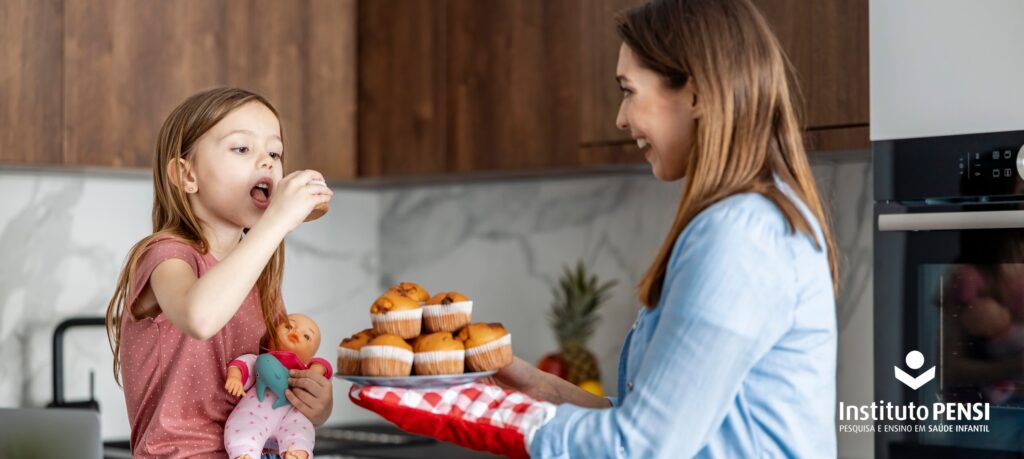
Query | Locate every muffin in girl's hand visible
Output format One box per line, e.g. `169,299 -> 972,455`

360,334 -> 414,377
337,328 -> 375,375
388,282 -> 431,303
412,332 -> 466,375
423,292 -> 473,333
370,293 -> 422,339
457,323 -> 513,372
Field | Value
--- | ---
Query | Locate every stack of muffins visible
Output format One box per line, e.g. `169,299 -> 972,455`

337,282 -> 513,377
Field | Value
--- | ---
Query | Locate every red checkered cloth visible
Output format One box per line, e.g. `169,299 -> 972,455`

350,382 -> 557,459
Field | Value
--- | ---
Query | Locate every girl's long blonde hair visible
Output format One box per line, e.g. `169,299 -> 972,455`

620,0 -> 840,308
105,87 -> 287,385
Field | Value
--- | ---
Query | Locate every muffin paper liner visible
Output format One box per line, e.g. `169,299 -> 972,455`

465,334 -> 512,356
337,347 -> 361,360
413,349 -> 466,364
361,345 -> 414,363
422,301 -> 473,317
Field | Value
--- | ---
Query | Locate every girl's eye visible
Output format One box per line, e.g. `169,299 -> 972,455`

286,324 -> 293,330
303,334 -> 310,341
231,146 -> 250,154
270,152 -> 282,160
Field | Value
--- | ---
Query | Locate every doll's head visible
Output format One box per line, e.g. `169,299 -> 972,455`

961,297 -> 1013,337
268,313 -> 322,362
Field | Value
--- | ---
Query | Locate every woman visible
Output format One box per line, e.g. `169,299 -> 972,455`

352,0 -> 839,457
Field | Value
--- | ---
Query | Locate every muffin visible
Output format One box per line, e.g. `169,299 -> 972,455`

360,334 -> 414,377
423,292 -> 473,333
457,323 -> 513,372
388,282 -> 431,303
412,332 -> 466,375
370,293 -> 423,339
337,328 -> 374,375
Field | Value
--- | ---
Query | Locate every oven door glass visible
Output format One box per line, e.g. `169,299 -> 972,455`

877,205 -> 1024,454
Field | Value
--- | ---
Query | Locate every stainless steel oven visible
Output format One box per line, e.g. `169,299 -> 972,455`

875,129 -> 1024,458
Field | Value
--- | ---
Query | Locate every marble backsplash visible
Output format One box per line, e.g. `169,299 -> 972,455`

0,171 -> 383,439
0,156 -> 873,457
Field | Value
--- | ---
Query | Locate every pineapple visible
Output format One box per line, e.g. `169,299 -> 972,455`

547,261 -> 617,385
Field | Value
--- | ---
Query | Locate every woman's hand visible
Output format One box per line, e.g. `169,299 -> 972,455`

482,356 -> 544,391
260,169 -> 333,234
286,368 -> 333,427
350,383 -> 557,459
486,356 -> 612,408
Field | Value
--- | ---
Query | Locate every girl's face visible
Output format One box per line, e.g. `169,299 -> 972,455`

180,102 -> 284,230
615,44 -> 700,182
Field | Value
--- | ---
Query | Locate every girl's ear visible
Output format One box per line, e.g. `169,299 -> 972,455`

166,158 -> 198,194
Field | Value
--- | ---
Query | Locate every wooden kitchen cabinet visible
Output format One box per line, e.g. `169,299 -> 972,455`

0,0 -> 64,166
64,0 -> 356,176
2,0 -> 866,177
360,0 -> 869,178
1,0 -> 356,177
754,0 -> 870,150
359,0 -> 582,177
578,0 -> 647,149
577,0 -> 870,154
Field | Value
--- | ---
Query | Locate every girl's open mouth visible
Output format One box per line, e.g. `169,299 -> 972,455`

250,180 -> 272,209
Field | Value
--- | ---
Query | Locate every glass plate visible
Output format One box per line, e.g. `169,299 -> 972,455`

335,370 -> 496,388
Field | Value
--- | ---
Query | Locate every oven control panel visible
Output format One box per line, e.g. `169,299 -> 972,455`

875,130 -> 1024,202
959,144 -> 1024,181
1017,143 -> 1024,180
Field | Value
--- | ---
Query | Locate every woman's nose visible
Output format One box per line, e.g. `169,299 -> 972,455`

615,102 -> 629,131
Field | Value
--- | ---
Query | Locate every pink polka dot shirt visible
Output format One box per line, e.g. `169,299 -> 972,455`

119,235 -> 268,458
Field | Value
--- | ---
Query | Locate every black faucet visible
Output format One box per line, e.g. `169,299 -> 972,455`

47,317 -> 106,411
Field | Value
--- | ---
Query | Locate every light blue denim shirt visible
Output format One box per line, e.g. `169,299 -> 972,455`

529,183 -> 837,458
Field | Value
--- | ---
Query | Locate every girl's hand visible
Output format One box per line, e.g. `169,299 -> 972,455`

261,169 -> 333,234
286,368 -> 333,427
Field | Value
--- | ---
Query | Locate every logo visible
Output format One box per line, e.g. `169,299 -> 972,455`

839,349 -> 990,434
894,350 -> 935,390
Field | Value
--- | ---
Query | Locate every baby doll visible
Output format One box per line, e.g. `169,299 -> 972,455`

223,313 -> 333,459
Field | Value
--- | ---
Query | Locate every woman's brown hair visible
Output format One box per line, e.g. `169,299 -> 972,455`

105,87 -> 288,385
621,0 -> 840,308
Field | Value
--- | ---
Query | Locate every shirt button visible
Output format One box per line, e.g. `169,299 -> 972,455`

631,322 -> 638,331
627,382 -> 634,391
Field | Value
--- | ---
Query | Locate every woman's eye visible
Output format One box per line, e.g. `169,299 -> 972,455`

270,152 -> 282,160
621,88 -> 633,97
286,324 -> 292,330
231,146 -> 249,154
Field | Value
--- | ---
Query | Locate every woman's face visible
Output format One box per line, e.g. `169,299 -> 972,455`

615,44 -> 700,182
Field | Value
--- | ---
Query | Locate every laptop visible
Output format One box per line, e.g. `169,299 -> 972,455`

0,408 -> 102,459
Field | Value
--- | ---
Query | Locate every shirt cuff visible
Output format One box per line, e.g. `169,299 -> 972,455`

528,403 -> 588,459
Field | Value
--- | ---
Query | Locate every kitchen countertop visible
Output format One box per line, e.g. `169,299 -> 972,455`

103,423 -> 500,459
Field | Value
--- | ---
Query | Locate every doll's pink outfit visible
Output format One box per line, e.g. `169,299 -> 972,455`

224,352 -> 332,458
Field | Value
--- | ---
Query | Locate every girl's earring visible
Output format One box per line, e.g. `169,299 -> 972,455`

185,185 -> 196,193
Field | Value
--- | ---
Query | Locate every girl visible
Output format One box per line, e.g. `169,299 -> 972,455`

351,0 -> 840,457
105,87 -> 334,458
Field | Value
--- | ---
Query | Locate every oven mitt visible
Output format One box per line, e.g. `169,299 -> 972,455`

349,383 -> 557,459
